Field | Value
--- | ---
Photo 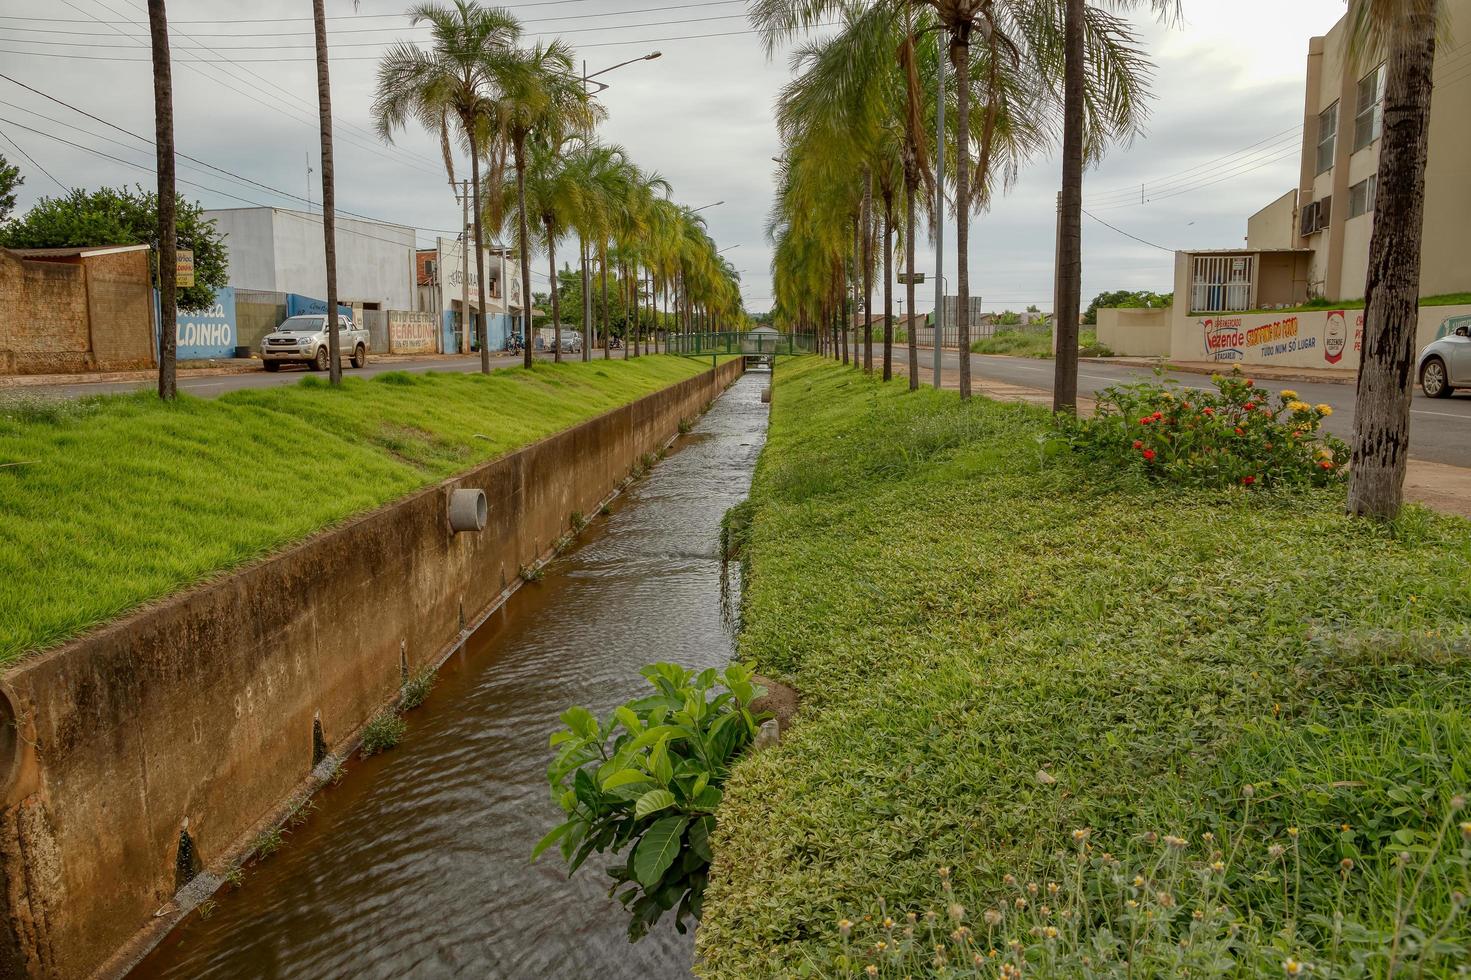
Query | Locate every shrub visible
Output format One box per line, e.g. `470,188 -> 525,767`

720,500 -> 754,563
1064,368 -> 1348,489
534,663 -> 770,941
359,709 -> 406,758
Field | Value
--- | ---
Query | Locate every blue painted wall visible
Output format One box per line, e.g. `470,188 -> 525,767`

153,286 -> 239,360
286,293 -> 353,320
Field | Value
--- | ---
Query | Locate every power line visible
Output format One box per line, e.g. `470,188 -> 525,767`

1086,126 -> 1303,207
0,11 -> 751,48
1081,210 -> 1175,254
0,0 -> 736,24
0,126 -> 67,192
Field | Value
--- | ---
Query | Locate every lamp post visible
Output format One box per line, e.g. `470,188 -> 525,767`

579,51 -> 662,358
691,201 -> 725,213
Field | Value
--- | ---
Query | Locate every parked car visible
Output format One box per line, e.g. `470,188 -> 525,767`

260,315 -> 369,373
559,334 -> 582,353
1418,320 -> 1471,398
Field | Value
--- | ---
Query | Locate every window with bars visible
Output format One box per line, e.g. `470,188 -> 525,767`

1354,65 -> 1386,152
1190,255 -> 1255,313
1316,102 -> 1339,175
1350,176 -> 1377,217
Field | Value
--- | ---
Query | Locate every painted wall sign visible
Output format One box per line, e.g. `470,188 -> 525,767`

1201,317 -> 1245,361
175,249 -> 195,288
286,293 -> 353,320
388,311 -> 437,354
159,285 -> 237,359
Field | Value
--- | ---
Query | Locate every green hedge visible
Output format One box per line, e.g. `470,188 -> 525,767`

697,357 -> 1471,977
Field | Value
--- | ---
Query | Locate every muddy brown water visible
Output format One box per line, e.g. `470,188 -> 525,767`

133,372 -> 770,979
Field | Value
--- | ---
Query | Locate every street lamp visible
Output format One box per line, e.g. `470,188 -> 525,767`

581,51 -> 662,94
691,201 -> 724,213
718,244 -> 741,254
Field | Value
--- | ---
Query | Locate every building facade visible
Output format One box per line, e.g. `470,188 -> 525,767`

418,238 -> 525,353
205,207 -> 419,313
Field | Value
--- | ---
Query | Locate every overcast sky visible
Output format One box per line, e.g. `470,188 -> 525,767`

0,0 -> 1348,314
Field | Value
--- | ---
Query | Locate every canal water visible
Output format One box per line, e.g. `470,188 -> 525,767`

135,371 -> 770,979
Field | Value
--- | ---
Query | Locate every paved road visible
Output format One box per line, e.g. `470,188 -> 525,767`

909,348 -> 1471,469
9,350 -> 608,400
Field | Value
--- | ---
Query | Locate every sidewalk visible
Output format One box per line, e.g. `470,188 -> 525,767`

0,352 -> 480,391
1097,356 -> 1358,385
889,356 -> 1471,520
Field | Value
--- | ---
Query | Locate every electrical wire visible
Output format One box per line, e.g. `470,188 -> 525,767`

1081,210 -> 1175,254
0,0 -> 742,24
1085,126 -> 1303,207
0,126 -> 67,192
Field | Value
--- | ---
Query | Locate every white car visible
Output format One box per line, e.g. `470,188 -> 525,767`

1418,318 -> 1470,398
260,315 -> 369,373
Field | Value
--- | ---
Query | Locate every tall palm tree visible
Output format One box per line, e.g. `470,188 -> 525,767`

1053,0 -> 1178,413
373,0 -> 518,374
311,0 -> 358,386
1347,0 -> 1441,519
489,39 -> 600,369
147,0 -> 176,400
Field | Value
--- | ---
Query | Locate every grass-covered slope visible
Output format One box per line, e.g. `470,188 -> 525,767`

0,357 -> 711,663
698,357 -> 1471,977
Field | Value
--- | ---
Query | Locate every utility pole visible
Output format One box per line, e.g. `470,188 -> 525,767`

933,29 -> 946,391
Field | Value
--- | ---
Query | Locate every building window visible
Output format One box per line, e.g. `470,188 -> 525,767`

1349,176 -> 1377,217
1316,102 -> 1339,174
1191,254 -> 1255,313
1353,64 -> 1386,152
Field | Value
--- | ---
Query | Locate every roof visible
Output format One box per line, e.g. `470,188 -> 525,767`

8,244 -> 151,259
1182,247 -> 1312,256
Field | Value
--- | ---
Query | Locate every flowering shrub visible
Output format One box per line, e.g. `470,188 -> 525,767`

1064,369 -> 1348,489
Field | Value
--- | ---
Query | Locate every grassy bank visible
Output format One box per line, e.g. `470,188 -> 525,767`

698,357 -> 1471,976
0,357 -> 712,663
971,327 -> 1112,358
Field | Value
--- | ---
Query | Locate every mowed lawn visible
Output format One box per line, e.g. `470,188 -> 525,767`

698,357 -> 1471,977
0,357 -> 711,663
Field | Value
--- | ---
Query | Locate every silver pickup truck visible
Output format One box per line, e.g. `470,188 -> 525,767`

259,314 -> 370,372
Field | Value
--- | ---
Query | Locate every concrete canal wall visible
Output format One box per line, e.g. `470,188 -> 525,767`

0,357 -> 744,979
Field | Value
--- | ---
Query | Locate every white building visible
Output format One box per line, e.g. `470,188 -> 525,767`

205,207 -> 418,313
418,237 -> 526,353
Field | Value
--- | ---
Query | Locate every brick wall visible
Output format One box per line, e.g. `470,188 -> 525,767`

0,249 -> 154,375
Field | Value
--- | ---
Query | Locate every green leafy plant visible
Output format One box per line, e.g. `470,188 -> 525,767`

534,663 -> 770,941
1063,368 -> 1348,489
359,709 -> 406,758
250,827 -> 286,860
399,665 -> 437,711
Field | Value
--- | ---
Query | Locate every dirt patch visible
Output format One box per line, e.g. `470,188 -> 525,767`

751,675 -> 799,734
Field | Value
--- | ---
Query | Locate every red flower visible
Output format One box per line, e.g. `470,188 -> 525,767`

1245,379 -> 1255,387
1319,460 -> 1334,471
1234,427 -> 1245,436
1202,407 -> 1215,416
1151,411 -> 1164,421
1132,440 -> 1143,449
1244,401 -> 1256,411
1139,416 -> 1152,425
1242,475 -> 1257,486
1142,449 -> 1156,462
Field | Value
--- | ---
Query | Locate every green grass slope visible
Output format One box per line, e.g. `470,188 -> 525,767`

0,357 -> 710,663
698,357 -> 1471,977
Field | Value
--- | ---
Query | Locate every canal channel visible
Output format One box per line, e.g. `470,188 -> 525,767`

134,370 -> 770,979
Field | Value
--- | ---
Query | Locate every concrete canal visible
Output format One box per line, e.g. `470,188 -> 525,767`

133,370 -> 771,979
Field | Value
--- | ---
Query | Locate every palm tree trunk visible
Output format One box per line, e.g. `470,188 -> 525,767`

601,245 -> 611,359
148,0 -> 176,401
469,138 -> 490,373
905,182 -> 918,391
952,31 -> 972,400
862,170 -> 874,374
547,219 -> 561,364
847,214 -> 858,367
1052,0 -> 1085,413
882,193 -> 894,382
624,262 -> 633,359
580,236 -> 590,362
514,137 -> 534,370
311,0 -> 342,386
1348,4 -> 1438,520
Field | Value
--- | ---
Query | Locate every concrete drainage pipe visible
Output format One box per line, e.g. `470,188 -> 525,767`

448,488 -> 488,533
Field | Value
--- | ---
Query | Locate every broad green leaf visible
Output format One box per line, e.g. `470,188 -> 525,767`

649,737 -> 674,785
689,814 -> 716,862
633,815 -> 689,888
634,788 -> 676,820
694,785 -> 723,810
603,769 -> 653,791
531,819 -> 577,861
614,706 -> 644,734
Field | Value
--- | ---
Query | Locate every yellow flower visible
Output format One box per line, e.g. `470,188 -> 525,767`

1280,389 -> 1299,400
1288,401 -> 1311,414
1315,403 -> 1333,417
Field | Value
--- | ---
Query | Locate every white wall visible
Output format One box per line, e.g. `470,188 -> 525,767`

207,208 -> 278,293
271,210 -> 417,311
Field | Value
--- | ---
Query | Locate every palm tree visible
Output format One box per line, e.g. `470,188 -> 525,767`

488,39 -> 599,369
373,0 -> 518,374
311,0 -> 357,386
147,0 -> 176,401
1347,0 -> 1441,519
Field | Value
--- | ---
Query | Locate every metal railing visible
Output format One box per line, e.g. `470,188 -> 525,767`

666,331 -> 814,357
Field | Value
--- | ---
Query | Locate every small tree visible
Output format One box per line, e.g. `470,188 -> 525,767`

0,155 -> 22,222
